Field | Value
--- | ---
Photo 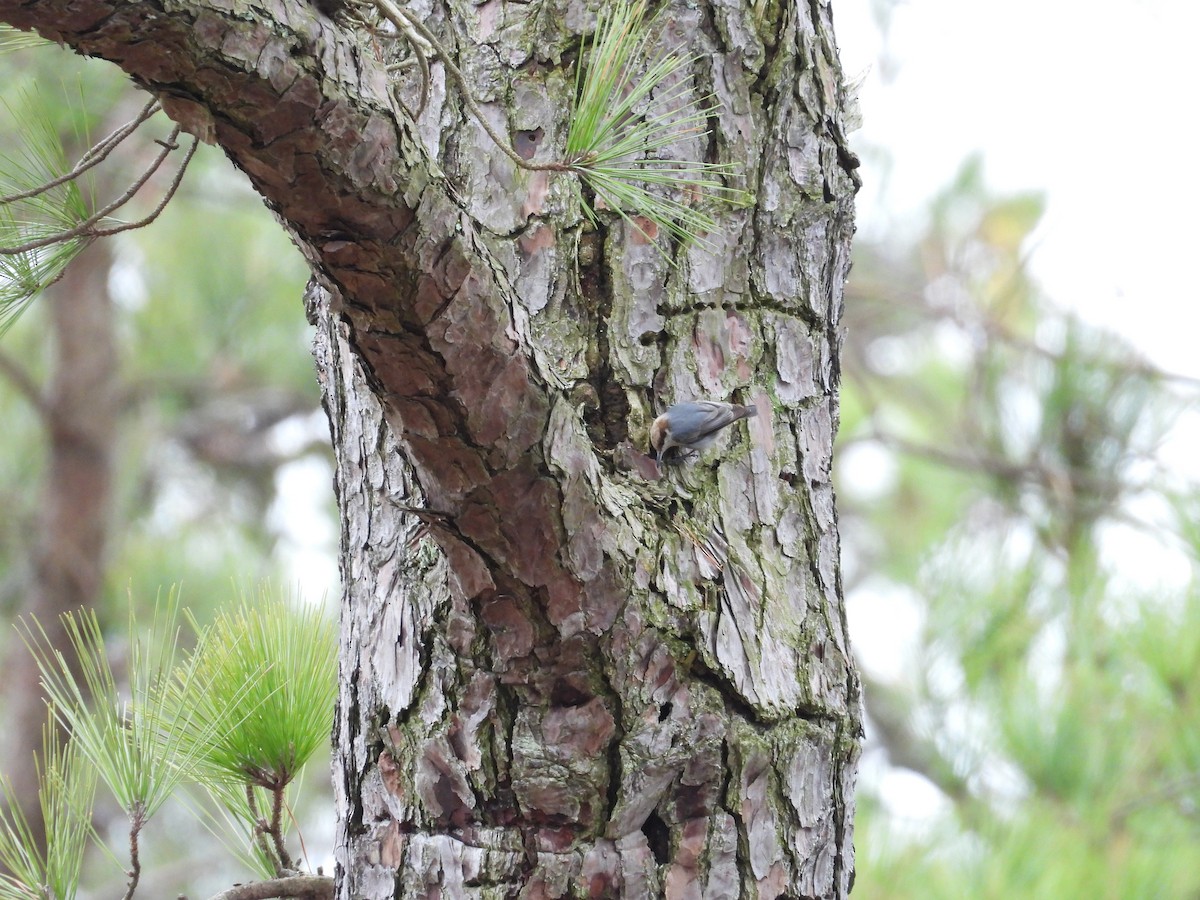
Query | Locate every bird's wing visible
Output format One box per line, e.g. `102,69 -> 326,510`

691,401 -> 748,437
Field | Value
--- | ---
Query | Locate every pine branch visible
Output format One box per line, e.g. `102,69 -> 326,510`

0,127 -> 196,255
206,874 -> 334,900
0,97 -> 160,205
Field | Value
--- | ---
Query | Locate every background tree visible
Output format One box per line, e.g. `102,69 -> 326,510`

839,160 -> 1200,898
0,1 -> 863,898
0,38 -> 328,893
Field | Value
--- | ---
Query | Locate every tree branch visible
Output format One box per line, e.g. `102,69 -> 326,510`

0,349 -> 47,418
121,808 -> 144,900
0,126 -> 192,255
0,97 -> 160,205
245,784 -> 279,875
372,0 -> 567,173
90,135 -> 198,237
267,784 -> 293,874
206,875 -> 334,900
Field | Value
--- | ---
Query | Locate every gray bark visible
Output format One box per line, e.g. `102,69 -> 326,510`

0,0 -> 862,896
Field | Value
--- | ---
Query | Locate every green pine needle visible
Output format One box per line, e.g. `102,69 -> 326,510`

0,89 -> 91,335
0,25 -> 46,53
178,587 -> 336,792
565,0 -> 752,252
0,721 -> 97,900
23,588 -> 253,826
178,786 -> 285,879
22,587 -> 334,880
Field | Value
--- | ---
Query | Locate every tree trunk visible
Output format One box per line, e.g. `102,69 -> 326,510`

0,1 -> 862,896
2,237 -> 117,851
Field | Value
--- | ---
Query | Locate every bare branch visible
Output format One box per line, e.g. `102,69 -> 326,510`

267,785 -> 293,874
79,98 -> 161,165
121,807 -> 145,900
245,784 -> 279,875
0,348 -> 46,417
0,97 -> 161,205
0,126 -> 191,255
90,136 -> 199,237
372,0 -> 565,173
206,875 -> 334,900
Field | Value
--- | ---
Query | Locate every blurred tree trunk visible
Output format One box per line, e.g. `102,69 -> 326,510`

0,0 -> 862,896
1,237 -> 117,849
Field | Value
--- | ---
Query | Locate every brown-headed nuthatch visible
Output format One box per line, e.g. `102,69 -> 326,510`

649,400 -> 757,463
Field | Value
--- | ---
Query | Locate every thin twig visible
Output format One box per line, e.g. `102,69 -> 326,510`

80,98 -> 162,164
372,0 -> 566,173
268,784 -> 294,873
0,98 -> 161,204
91,136 -> 199,237
122,806 -> 145,900
372,0 -> 432,116
245,784 -> 279,874
410,40 -> 431,116
0,125 -> 186,255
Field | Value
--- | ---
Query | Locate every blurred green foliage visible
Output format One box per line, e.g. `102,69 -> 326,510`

7,11 -> 1199,900
841,157 -> 1200,898
0,33 -> 335,897
0,38 -> 329,620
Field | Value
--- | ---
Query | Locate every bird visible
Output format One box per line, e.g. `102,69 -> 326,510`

649,400 -> 758,464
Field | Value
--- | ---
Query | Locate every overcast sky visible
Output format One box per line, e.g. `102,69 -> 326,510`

836,0 -> 1200,380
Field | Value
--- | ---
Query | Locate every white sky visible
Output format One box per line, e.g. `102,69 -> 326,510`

836,0 -> 1200,380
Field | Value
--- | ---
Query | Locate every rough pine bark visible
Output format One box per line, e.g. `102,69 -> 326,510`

0,0 -> 862,896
